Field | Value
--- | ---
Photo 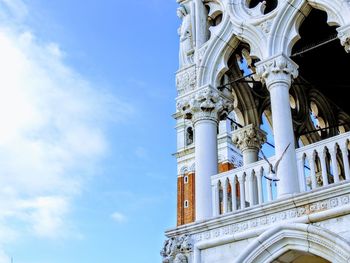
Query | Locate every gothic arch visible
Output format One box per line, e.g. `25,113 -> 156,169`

197,17 -> 265,88
235,223 -> 350,263
268,0 -> 350,56
197,17 -> 240,88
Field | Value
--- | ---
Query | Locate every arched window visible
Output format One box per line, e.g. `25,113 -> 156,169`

185,127 -> 193,146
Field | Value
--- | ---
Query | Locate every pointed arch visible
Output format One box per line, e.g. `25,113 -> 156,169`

268,0 -> 350,56
197,17 -> 265,88
235,223 -> 350,263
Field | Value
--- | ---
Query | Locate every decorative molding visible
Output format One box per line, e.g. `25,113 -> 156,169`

174,146 -> 195,159
176,65 -> 197,96
161,235 -> 193,263
256,54 -> 299,88
235,223 -> 350,263
177,87 -> 233,124
190,193 -> 350,243
196,44 -> 208,65
231,124 -> 267,152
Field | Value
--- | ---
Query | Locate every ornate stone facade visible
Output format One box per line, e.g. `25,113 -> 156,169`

167,0 -> 350,262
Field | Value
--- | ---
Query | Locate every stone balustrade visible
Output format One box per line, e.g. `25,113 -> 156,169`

212,132 -> 350,216
297,131 -> 350,192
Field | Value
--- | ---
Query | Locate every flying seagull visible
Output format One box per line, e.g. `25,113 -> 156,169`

261,143 -> 291,182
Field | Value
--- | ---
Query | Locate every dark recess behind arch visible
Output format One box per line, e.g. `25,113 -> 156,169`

292,9 -> 350,115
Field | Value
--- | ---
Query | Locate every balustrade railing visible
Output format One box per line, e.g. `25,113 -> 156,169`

297,131 -> 350,192
211,132 -> 350,216
211,157 -> 277,216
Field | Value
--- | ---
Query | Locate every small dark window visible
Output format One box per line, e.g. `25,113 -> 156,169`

184,200 -> 189,208
184,176 -> 189,184
186,127 -> 194,146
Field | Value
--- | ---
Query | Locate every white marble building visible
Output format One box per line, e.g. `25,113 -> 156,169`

162,0 -> 350,262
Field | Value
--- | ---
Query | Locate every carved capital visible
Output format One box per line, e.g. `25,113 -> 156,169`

161,235 -> 193,263
231,124 -> 267,152
177,87 -> 233,124
337,24 -> 350,53
256,54 -> 298,89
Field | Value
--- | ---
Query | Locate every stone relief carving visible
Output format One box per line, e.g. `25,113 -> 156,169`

177,5 -> 194,68
259,19 -> 272,34
176,66 -> 196,96
161,235 -> 193,263
177,87 -> 233,123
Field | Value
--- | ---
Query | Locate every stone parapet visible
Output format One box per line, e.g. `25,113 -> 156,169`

166,181 -> 350,243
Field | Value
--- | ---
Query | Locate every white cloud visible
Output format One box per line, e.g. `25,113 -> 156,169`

0,0 -> 134,254
0,249 -> 11,263
111,212 -> 127,223
0,0 -> 28,21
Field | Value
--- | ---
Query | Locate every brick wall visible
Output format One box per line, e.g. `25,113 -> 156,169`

177,162 -> 236,226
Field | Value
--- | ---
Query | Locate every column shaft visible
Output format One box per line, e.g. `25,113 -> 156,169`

257,54 -> 300,197
195,119 -> 218,220
268,82 -> 299,196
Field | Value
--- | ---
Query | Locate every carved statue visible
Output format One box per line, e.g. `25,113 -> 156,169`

177,5 -> 194,68
160,235 -> 193,263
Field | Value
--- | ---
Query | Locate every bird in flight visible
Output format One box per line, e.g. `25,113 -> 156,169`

261,143 -> 291,182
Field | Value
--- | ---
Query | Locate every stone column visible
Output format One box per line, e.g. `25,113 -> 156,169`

177,87 -> 232,221
232,124 -> 266,205
337,24 -> 350,53
256,54 -> 299,197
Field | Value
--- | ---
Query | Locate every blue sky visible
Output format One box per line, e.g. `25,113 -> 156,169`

0,0 -> 179,262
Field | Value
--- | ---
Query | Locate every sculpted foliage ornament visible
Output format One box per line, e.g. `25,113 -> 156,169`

177,88 -> 233,123
256,54 -> 298,87
160,235 -> 192,263
231,124 -> 267,152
